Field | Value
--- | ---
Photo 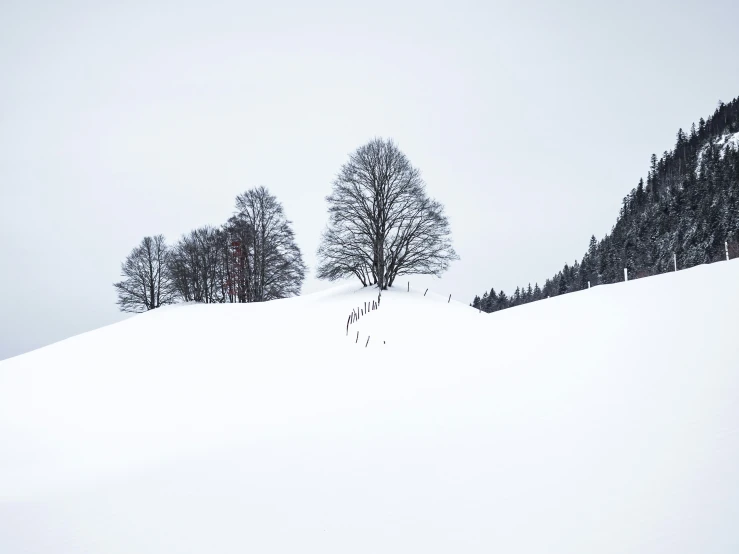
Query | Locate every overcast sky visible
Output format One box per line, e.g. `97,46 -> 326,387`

1,0 -> 738,360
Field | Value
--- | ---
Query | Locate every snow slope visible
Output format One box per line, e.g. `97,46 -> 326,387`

1,261 -> 739,553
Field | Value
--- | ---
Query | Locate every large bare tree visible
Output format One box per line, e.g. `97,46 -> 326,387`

232,186 -> 306,301
114,235 -> 175,312
317,138 -> 458,289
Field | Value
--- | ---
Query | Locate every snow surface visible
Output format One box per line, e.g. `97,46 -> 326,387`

2,261 -> 739,553
696,130 -> 739,175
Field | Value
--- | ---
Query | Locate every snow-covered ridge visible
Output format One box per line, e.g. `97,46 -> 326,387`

1,261 -> 739,553
696,130 -> 739,174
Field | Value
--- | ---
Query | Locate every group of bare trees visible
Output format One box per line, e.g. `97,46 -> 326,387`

114,187 -> 307,312
115,138 -> 458,312
167,226 -> 225,304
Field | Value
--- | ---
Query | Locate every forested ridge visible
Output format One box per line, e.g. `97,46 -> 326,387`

473,96 -> 739,312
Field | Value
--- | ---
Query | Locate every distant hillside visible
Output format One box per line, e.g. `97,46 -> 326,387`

473,96 -> 739,312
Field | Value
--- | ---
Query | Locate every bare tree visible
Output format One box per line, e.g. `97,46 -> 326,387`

168,226 -> 223,304
232,187 -> 306,301
114,235 -> 175,312
317,138 -> 458,289
221,215 -> 255,303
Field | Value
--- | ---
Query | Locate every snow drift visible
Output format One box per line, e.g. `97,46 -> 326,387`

1,260 -> 739,553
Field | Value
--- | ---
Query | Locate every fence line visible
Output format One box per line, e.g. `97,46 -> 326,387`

344,283 -> 459,346
475,245 -> 737,314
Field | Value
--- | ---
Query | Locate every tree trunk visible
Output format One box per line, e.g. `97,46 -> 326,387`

376,240 -> 386,290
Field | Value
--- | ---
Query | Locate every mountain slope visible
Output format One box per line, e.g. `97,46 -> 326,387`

1,261 -> 739,553
474,96 -> 739,312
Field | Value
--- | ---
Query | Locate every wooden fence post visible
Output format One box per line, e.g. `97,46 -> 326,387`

365,336 -> 370,347
448,294 -> 451,303
424,288 -> 428,296
356,331 -> 359,343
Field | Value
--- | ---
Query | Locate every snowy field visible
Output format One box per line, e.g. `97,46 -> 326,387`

1,260 -> 738,553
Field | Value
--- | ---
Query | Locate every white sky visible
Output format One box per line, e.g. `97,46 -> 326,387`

2,0 -> 738,360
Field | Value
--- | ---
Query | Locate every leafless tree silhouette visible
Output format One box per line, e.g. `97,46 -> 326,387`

317,138 -> 457,289
114,235 -> 175,312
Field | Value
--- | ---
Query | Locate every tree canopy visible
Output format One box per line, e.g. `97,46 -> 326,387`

317,138 -> 457,289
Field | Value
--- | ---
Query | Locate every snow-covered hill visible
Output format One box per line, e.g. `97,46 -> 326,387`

1,261 -> 739,553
